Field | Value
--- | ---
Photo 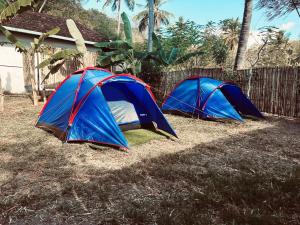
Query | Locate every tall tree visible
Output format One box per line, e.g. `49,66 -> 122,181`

159,17 -> 202,54
257,0 -> 300,20
100,0 -> 135,35
43,0 -> 119,40
134,0 -> 173,33
148,0 -> 154,52
234,0 -> 253,70
219,18 -> 241,50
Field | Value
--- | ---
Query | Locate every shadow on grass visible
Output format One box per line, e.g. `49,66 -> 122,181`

0,118 -> 299,225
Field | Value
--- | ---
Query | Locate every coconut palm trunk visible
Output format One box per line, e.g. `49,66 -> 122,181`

147,0 -> 154,52
116,0 -> 121,35
234,0 -> 253,70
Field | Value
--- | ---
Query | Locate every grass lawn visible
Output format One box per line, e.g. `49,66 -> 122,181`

0,97 -> 299,225
124,129 -> 168,146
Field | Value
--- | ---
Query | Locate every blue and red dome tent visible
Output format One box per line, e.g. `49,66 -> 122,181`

162,77 -> 263,121
36,67 -> 177,149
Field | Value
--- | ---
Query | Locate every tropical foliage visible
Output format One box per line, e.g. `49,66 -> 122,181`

0,0 -> 33,21
219,18 -> 241,50
42,0 -> 119,40
246,27 -> 297,67
134,0 -> 173,32
256,0 -> 300,20
100,0 -> 135,35
37,19 -> 86,83
158,17 -> 202,55
95,12 -> 143,75
0,0 -> 35,52
95,13 -> 204,75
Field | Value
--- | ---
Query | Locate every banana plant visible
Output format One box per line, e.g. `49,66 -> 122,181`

31,27 -> 60,51
95,12 -> 205,75
150,33 -> 205,66
0,0 -> 34,22
0,0 -> 7,12
0,25 -> 27,52
95,12 -> 142,75
38,19 -> 86,83
0,0 -> 34,52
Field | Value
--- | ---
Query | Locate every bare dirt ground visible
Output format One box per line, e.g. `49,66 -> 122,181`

0,97 -> 299,225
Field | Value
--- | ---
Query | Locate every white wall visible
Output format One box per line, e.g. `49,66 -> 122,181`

0,44 -> 25,93
0,32 -> 99,93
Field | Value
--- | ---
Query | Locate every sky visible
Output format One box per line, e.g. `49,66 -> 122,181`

83,0 -> 300,43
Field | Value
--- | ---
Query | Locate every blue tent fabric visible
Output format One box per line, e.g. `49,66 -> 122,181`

162,77 -> 263,121
36,67 -> 177,149
162,79 -> 199,114
67,86 -> 129,148
37,74 -> 81,131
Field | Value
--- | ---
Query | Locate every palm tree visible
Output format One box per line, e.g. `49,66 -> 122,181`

257,0 -> 300,20
134,0 -> 173,33
148,0 -> 154,52
220,18 -> 241,50
100,0 -> 135,35
234,0 -> 253,70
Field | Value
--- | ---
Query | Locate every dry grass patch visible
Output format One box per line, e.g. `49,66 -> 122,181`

0,97 -> 299,224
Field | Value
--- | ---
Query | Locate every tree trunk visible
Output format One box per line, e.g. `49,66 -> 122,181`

234,0 -> 253,70
0,76 -> 4,112
117,0 -> 122,36
147,0 -> 155,52
31,78 -> 38,106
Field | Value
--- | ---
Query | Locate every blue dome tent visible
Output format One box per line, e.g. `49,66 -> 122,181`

36,67 -> 177,149
162,77 -> 263,121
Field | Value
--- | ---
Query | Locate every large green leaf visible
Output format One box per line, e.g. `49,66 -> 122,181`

130,60 -> 141,75
175,50 -> 205,64
0,0 -> 7,11
121,12 -> 132,45
0,24 -> 27,52
41,60 -> 66,84
0,0 -> 34,22
152,33 -> 163,50
99,50 -> 127,60
98,53 -> 127,67
66,19 -> 87,54
94,40 -> 132,50
141,51 -> 167,66
32,27 -> 60,51
167,48 -> 179,64
152,33 -> 169,63
37,49 -> 81,69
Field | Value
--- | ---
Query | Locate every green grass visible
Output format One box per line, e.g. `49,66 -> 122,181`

123,129 -> 168,146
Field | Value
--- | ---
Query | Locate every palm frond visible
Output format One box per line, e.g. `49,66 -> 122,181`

102,0 -> 114,9
138,15 -> 148,32
0,0 -> 34,22
121,12 -> 132,45
0,0 -> 7,11
37,49 -> 82,69
94,40 -> 132,50
133,10 -> 147,20
32,27 -> 60,51
125,0 -> 135,11
66,19 -> 87,54
0,25 -> 27,52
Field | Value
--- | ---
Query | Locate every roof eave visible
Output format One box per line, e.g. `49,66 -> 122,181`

3,25 -> 97,46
